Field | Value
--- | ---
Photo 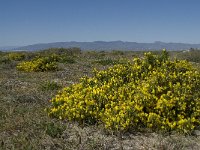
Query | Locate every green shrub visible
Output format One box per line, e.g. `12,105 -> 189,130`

176,49 -> 200,63
0,56 -> 11,64
93,58 -> 120,66
8,52 -> 26,61
40,81 -> 61,91
17,55 -> 59,72
60,56 -> 76,64
34,53 -> 60,62
47,50 -> 200,133
111,50 -> 124,55
40,47 -> 81,56
85,51 -> 104,59
45,122 -> 66,138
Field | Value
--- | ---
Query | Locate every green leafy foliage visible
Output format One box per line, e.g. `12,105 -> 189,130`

47,50 -> 200,133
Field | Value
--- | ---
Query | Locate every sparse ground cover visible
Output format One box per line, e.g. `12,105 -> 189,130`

0,49 -> 200,150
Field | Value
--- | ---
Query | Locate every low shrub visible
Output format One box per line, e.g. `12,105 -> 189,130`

111,50 -> 124,55
176,49 -> 200,63
40,81 -> 61,91
0,56 -> 11,64
60,55 -> 76,64
47,50 -> 200,133
45,122 -> 66,138
8,52 -> 26,61
93,58 -> 120,66
17,55 -> 59,72
40,47 -> 81,56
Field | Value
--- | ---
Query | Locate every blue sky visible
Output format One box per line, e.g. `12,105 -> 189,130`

1,0 -> 200,46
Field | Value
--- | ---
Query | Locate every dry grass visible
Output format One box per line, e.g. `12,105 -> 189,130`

0,50 -> 200,150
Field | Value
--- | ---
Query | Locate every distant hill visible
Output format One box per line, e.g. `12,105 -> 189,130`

12,41 -> 200,51
0,46 -> 20,51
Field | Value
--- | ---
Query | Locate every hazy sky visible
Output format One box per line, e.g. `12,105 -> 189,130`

1,0 -> 200,46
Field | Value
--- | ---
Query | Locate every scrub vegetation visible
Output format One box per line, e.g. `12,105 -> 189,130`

0,48 -> 200,149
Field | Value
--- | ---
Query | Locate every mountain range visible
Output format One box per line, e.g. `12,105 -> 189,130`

0,46 -> 21,51
2,41 -> 200,51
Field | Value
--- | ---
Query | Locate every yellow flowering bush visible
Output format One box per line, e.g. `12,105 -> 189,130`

47,50 -> 200,133
17,54 -> 59,72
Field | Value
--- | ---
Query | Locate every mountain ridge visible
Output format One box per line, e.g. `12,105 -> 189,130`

9,41 -> 200,51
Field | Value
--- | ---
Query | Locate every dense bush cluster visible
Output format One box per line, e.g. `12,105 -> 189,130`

47,50 -> 200,133
176,49 -> 200,63
40,47 -> 81,56
0,56 -> 10,64
17,54 -> 59,72
8,52 -> 26,61
0,52 -> 25,64
93,58 -> 120,66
